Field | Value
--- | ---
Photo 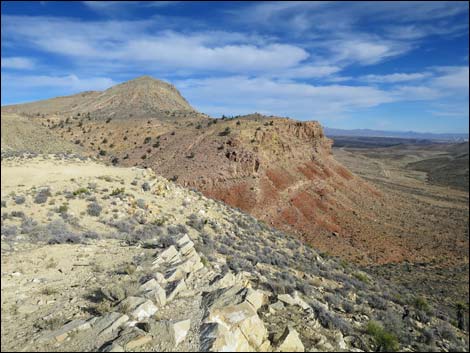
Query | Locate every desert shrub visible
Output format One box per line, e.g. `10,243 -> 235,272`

125,222 -> 169,245
325,293 -> 341,308
11,210 -> 25,219
110,187 -> 125,196
64,191 -> 75,200
314,305 -> 353,335
421,328 -> 435,345
437,322 -> 455,340
1,225 -> 18,238
219,127 -> 231,136
366,321 -> 399,352
131,179 -> 138,186
142,182 -> 151,191
1,200 -> 6,208
111,157 -> 119,165
413,296 -> 431,313
87,202 -> 102,217
416,310 -> 431,324
159,234 -> 175,248
45,220 -> 81,244
14,195 -> 26,205
20,217 -> 38,234
73,187 -> 89,196
218,245 -> 230,255
144,137 -> 152,144
99,150 -> 107,156
109,218 -> 137,234
83,231 -> 99,240
152,141 -> 160,148
136,199 -> 146,209
187,213 -> 205,231
368,294 -> 387,310
167,224 -> 188,235
227,257 -> 252,273
343,300 -> 355,313
34,188 -> 51,204
353,272 -> 370,284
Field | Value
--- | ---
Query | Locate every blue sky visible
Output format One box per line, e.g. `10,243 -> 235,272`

1,1 -> 469,133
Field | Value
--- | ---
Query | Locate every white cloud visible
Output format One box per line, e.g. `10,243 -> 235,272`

273,65 -> 341,79
1,57 -> 35,70
83,1 -> 177,12
359,72 -> 431,83
322,38 -> 413,65
2,73 -> 117,92
175,76 -> 395,119
2,15 -> 310,75
431,66 -> 469,90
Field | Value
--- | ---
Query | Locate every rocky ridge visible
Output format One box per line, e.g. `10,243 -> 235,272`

1,154 -> 468,352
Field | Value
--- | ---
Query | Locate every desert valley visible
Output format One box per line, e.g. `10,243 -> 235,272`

2,1 -> 469,352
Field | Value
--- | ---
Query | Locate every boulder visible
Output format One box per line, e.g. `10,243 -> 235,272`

153,246 -> 180,268
172,319 -> 191,347
200,323 -> 254,352
245,288 -> 268,311
101,286 -> 126,302
101,343 -> 124,352
176,234 -> 191,247
209,272 -> 237,290
204,288 -> 269,351
38,319 -> 91,343
151,319 -> 191,347
143,283 -> 166,307
131,300 -> 158,321
117,296 -> 157,321
95,313 -> 130,337
269,301 -> 285,314
113,327 -> 152,350
277,294 -> 296,306
165,267 -> 185,282
275,326 -> 304,352
179,240 -> 195,256
140,278 -> 160,292
166,279 -> 187,302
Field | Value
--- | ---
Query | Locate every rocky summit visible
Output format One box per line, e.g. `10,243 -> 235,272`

1,154 -> 468,352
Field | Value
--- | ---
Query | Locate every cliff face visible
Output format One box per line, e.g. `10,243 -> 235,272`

129,115 -> 387,264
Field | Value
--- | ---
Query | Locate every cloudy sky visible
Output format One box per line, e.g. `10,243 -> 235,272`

1,1 -> 469,132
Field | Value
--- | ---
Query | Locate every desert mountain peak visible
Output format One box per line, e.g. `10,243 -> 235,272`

1,76 -> 195,119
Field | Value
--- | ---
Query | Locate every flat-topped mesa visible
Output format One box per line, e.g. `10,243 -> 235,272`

238,116 -> 333,157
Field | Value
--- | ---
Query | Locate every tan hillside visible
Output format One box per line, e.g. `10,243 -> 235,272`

1,76 -> 195,120
1,113 -> 83,155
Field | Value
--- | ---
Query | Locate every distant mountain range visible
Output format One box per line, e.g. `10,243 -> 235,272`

324,127 -> 469,142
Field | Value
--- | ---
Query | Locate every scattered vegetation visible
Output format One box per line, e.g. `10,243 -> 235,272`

34,188 -> 51,204
366,321 -> 399,352
87,202 -> 102,217
219,127 -> 231,136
